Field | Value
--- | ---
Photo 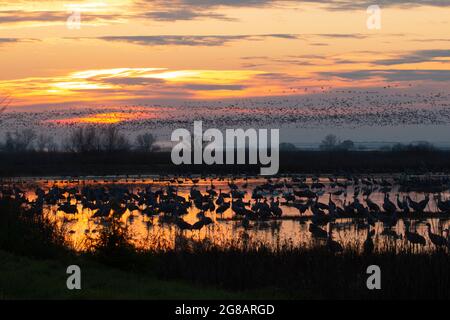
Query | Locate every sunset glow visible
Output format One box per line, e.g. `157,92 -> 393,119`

0,1 -> 449,109
46,111 -> 161,124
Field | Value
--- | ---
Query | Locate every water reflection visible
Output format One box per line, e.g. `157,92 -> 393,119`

3,175 -> 450,253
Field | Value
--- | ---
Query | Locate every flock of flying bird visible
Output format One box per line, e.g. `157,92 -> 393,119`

1,174 -> 450,253
3,90 -> 450,146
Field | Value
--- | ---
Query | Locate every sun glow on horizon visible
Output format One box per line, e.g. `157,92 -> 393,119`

45,111 -> 159,124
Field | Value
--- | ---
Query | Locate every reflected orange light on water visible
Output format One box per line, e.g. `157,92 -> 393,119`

15,176 -> 450,253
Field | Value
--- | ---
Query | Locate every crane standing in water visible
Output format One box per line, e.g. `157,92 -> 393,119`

326,224 -> 343,254
363,229 -> 375,255
1,174 -> 447,254
407,195 -> 429,213
425,223 -> 447,248
404,221 -> 426,251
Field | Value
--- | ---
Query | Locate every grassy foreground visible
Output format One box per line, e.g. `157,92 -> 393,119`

0,198 -> 276,299
1,197 -> 449,299
0,249 -> 248,300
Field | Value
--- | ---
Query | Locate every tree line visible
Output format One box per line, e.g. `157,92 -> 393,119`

0,126 -> 157,153
319,134 -> 436,152
0,128 -> 438,153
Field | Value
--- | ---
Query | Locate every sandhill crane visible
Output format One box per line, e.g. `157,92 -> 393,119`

283,191 -> 295,203
380,227 -> 400,240
434,194 -> 450,214
191,217 -> 213,230
314,196 -> 329,211
112,204 -> 127,218
311,200 -> 327,216
202,216 -> 213,226
270,198 -> 282,217
312,212 -> 333,225
216,201 -> 230,215
127,203 -> 139,212
327,225 -> 343,253
309,223 -> 328,239
396,194 -> 410,214
353,198 -> 369,216
142,206 -> 158,217
215,190 -> 224,205
444,229 -> 450,251
58,196 -> 78,214
294,189 -> 316,199
383,194 -> 397,214
242,216 -> 252,230
365,197 -> 380,213
404,221 -> 426,250
311,182 -> 325,189
343,198 -> 355,215
293,201 -> 310,216
425,223 -> 447,248
175,218 -> 192,231
407,195 -> 429,213
353,186 -> 360,198
328,193 -> 336,210
92,202 -> 111,218
363,229 -> 375,255
396,194 -> 404,211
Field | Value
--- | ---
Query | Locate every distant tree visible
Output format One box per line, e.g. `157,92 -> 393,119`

357,145 -> 367,151
67,127 -> 101,153
320,134 -> 339,150
36,133 -> 58,152
412,141 -> 436,152
3,129 -> 36,152
100,126 -> 130,152
379,145 -> 392,151
279,142 -> 297,151
391,143 -> 406,152
338,140 -> 355,151
3,132 -> 13,151
135,132 -> 155,152
391,141 -> 436,152
36,133 -> 47,152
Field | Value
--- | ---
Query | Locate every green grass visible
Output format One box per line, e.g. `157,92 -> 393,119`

0,250 -> 249,299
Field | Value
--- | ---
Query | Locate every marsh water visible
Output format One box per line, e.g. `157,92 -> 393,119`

4,175 -> 450,253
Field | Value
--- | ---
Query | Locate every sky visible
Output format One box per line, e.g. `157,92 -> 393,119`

0,0 -> 450,110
